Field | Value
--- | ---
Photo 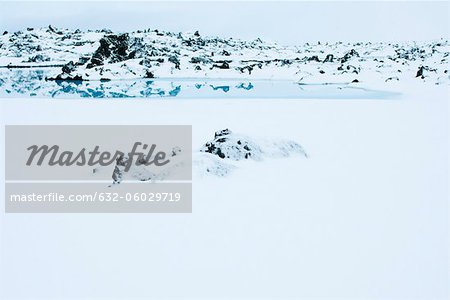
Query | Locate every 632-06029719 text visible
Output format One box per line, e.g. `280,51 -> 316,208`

9,192 -> 183,202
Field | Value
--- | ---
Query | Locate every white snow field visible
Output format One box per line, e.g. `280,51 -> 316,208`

0,83 -> 448,299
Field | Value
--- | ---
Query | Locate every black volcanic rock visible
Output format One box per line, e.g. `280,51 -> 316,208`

145,70 -> 155,78
308,55 -> 320,62
87,33 -> 130,69
190,56 -> 212,64
62,61 -> 76,74
215,129 -> 232,138
47,25 -> 63,35
416,66 -> 425,78
47,25 -> 56,33
237,65 -> 254,74
212,62 -> 230,69
385,77 -> 399,82
198,129 -> 306,177
201,129 -> 258,160
168,55 -> 180,69
323,54 -> 334,63
47,74 -> 83,81
27,54 -> 49,63
340,49 -> 360,63
77,56 -> 90,65
112,154 -> 126,184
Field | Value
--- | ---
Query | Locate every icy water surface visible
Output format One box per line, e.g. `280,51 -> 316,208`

0,69 -> 400,99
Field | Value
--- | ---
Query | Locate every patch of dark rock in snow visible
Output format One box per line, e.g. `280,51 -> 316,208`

385,77 -> 400,82
307,55 -> 321,62
237,65 -> 254,74
190,56 -> 213,64
100,28 -> 113,34
212,61 -> 230,69
168,55 -> 181,69
27,54 -> 50,63
47,25 -> 56,33
323,54 -> 334,63
415,65 -> 437,79
144,70 -> 155,78
340,49 -> 360,63
47,73 -> 83,81
87,34 -> 130,68
111,154 -> 165,184
416,66 -> 425,78
200,129 -> 307,161
77,56 -> 90,65
107,146 -> 189,184
62,61 -> 76,74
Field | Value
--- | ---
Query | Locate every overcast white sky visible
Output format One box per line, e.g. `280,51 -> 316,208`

0,1 -> 448,44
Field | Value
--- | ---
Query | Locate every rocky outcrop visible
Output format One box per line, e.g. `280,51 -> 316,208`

308,55 -> 321,62
212,61 -> 230,69
201,129 -> 307,161
416,66 -> 425,78
27,54 -> 50,63
168,55 -> 180,69
323,54 -> 334,63
0,26 -> 448,86
62,61 -> 76,74
201,129 -> 255,160
111,154 -> 155,184
340,49 -> 360,63
87,34 -> 130,68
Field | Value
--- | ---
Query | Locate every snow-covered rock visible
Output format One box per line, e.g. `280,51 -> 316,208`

0,26 -> 448,87
91,129 -> 307,182
200,129 -> 307,161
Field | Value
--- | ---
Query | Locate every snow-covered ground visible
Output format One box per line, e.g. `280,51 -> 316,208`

0,82 -> 448,298
0,21 -> 448,300
0,26 -> 449,92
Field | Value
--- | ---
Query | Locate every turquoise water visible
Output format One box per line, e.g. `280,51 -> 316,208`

0,69 -> 400,99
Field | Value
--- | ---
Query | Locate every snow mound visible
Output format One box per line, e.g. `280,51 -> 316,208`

193,152 -> 237,177
200,129 -> 307,161
91,146 -> 189,184
90,129 -> 307,182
